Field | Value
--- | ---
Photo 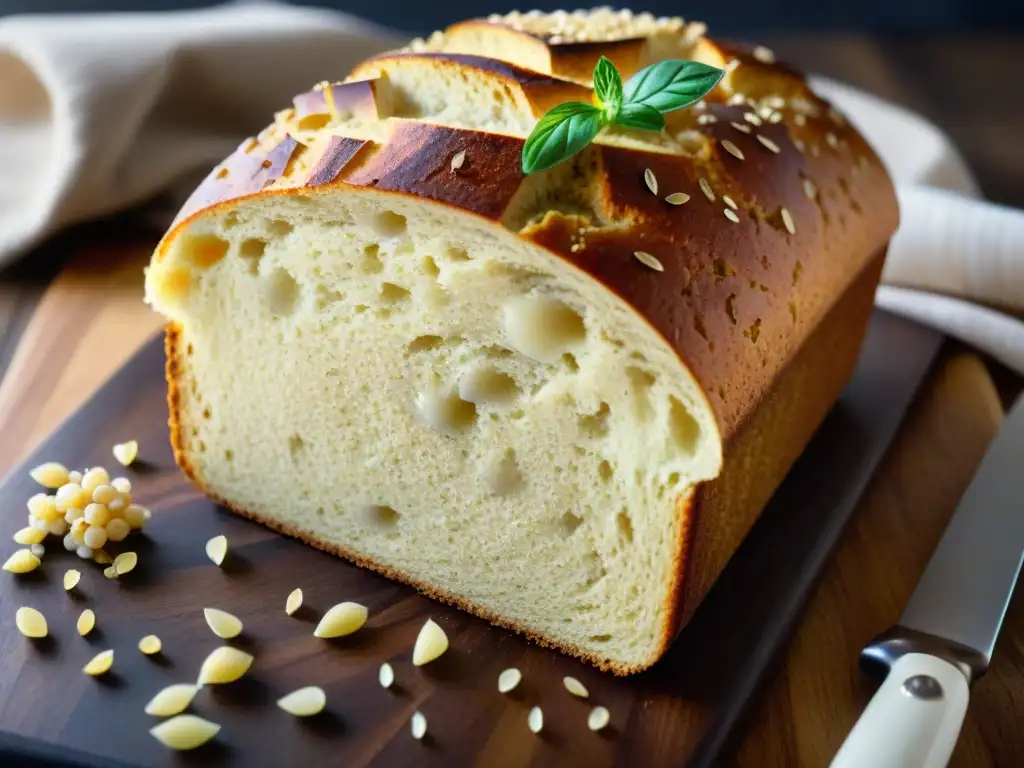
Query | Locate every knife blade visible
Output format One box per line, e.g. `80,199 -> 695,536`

832,395 -> 1024,768
897,393 -> 1024,663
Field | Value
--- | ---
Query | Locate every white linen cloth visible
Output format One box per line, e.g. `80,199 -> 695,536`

1,2 -> 1021,373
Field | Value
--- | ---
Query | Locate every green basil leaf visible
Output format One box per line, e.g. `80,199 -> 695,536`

521,102 -> 604,174
592,55 -> 623,120
614,103 -> 665,131
622,60 -> 725,114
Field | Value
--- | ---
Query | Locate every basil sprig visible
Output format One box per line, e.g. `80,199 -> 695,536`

521,56 -> 724,174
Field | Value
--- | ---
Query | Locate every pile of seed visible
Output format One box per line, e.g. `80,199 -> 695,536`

7,446 -> 614,754
7,455 -> 150,573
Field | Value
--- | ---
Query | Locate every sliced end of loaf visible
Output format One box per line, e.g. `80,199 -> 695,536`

149,186 -> 722,671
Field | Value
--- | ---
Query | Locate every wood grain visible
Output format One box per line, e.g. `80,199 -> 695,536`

736,352 -> 1020,767
0,243 -> 159,475
0,310 -> 942,766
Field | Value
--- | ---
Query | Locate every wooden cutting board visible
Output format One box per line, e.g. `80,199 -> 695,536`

0,311 -> 940,767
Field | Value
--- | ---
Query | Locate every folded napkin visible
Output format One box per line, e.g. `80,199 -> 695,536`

1,2 -> 1022,374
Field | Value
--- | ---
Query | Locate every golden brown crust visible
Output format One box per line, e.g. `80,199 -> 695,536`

343,123 -> 527,222
170,134 -> 299,231
306,136 -> 371,188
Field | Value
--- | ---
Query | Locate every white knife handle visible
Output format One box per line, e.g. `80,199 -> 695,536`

831,652 -> 969,768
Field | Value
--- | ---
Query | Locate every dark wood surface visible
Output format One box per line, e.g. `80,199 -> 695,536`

0,312 -> 941,766
0,32 -> 1020,768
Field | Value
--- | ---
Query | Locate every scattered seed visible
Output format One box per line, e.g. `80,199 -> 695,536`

113,551 -> 138,576
15,607 -> 47,638
103,566 -> 117,579
77,608 -> 96,636
204,608 -> 243,639
794,139 -> 805,153
82,649 -> 113,676
3,549 -> 40,574
412,618 -> 449,666
139,634 -> 162,655
664,192 -> 690,205
30,462 -> 69,489
205,535 -> 227,566
752,45 -> 775,63
197,646 -> 253,685
722,195 -> 738,210
781,207 -> 796,235
450,150 -> 466,171
724,209 -> 740,223
720,139 -> 745,161
794,113 -> 807,126
729,121 -> 752,135
528,706 -> 544,733
314,602 -> 368,639
757,135 -> 781,154
498,667 -> 522,694
768,111 -> 784,124
588,705 -> 611,731
563,676 -> 590,698
145,684 -> 198,717
285,588 -> 303,616
29,543 -> 45,557
699,177 -> 715,201
64,569 -> 81,591
150,715 -> 221,751
277,686 -> 326,717
826,132 -> 839,149
643,168 -> 658,195
803,178 -> 817,199
411,711 -> 428,740
112,441 -> 138,467
696,113 -> 717,125
378,662 -> 395,689
14,526 -> 46,546
743,111 -> 763,126
633,250 -> 664,272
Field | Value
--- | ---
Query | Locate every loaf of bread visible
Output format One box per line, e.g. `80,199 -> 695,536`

145,8 -> 897,673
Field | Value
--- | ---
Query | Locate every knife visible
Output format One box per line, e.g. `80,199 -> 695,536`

832,395 -> 1024,768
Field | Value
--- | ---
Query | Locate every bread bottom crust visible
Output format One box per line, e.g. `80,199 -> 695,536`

164,248 -> 885,674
